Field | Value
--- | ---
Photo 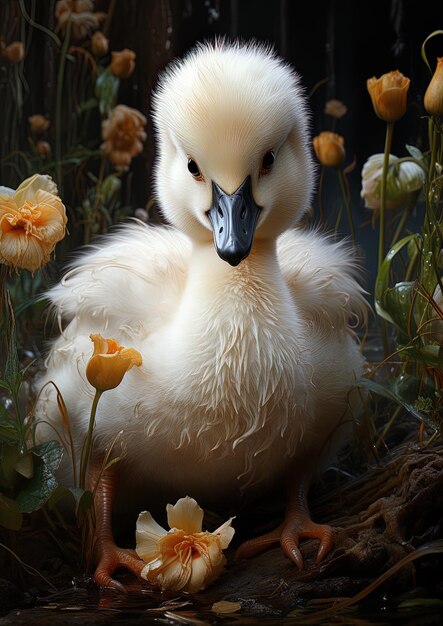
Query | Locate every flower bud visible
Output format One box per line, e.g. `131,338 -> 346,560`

91,30 -> 109,56
28,114 -> 50,134
110,49 -> 136,79
35,141 -> 51,159
3,41 -> 24,64
324,99 -> 347,119
361,153 -> 425,210
312,131 -> 345,168
424,57 -> 443,117
367,70 -> 410,122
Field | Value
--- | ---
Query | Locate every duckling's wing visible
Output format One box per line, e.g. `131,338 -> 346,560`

46,221 -> 190,340
277,229 -> 369,331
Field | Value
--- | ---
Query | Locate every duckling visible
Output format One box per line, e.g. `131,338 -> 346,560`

36,40 -> 368,590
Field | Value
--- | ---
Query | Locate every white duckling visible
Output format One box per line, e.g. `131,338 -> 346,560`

36,40 -> 368,590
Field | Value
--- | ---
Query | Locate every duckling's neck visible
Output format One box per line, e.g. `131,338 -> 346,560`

184,239 -> 285,307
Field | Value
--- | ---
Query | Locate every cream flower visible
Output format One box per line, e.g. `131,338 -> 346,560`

101,105 -> 147,171
0,174 -> 67,272
136,496 -> 235,593
361,153 -> 425,210
86,333 -> 142,392
55,0 -> 106,40
324,99 -> 347,119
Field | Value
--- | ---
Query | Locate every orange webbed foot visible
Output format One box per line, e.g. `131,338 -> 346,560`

235,519 -> 334,569
94,539 -> 145,591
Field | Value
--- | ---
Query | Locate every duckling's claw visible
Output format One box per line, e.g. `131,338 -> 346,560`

94,540 -> 145,591
235,523 -> 283,560
280,521 -> 334,568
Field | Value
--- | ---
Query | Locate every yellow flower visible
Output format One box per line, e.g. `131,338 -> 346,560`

91,30 -> 109,56
136,496 -> 235,593
424,57 -> 443,117
0,174 -> 67,272
28,114 -> 50,134
86,333 -> 142,392
101,105 -> 147,171
110,49 -> 136,79
324,99 -> 347,119
312,131 -> 345,168
367,70 -> 410,122
2,41 -> 25,64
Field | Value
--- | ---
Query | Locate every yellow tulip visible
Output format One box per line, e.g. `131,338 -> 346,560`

312,131 -> 345,168
86,333 -> 142,392
367,70 -> 410,122
424,57 -> 443,117
28,114 -> 50,134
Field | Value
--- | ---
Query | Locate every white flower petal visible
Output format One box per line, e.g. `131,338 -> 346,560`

135,511 -> 167,561
13,174 -> 58,206
0,186 -> 15,198
166,496 -> 204,533
213,517 -> 235,549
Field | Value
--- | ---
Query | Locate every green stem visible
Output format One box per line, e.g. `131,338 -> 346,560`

337,168 -> 355,242
377,121 -> 395,358
55,18 -> 71,193
378,121 -> 394,269
79,390 -> 102,490
390,190 -> 419,249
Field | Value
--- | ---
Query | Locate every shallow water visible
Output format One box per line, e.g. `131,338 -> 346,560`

2,576 -> 443,626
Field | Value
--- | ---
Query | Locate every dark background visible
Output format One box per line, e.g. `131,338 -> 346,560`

2,0 -> 443,292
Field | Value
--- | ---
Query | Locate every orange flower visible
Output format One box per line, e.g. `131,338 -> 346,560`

86,333 -> 142,392
101,105 -> 147,171
91,30 -> 109,56
55,0 -> 106,40
367,70 -> 410,122
110,49 -> 136,79
136,496 -> 235,593
0,174 -> 67,272
3,41 -> 24,64
28,114 -> 50,134
424,57 -> 443,117
312,131 -> 345,168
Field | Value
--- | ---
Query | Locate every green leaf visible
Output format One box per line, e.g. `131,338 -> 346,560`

383,281 -> 417,337
16,441 -> 63,513
15,452 -> 34,479
0,443 -> 20,489
375,234 -> 420,325
4,294 -> 20,392
95,68 -> 119,117
47,485 -> 85,512
75,489 -> 93,524
0,494 -> 22,530
405,144 -> 424,161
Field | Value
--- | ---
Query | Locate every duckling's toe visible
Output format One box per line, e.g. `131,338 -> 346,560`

281,520 -> 334,568
235,520 -> 334,569
94,540 -> 145,591
235,523 -> 283,560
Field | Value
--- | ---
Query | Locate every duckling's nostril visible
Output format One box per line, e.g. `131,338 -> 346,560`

240,207 -> 246,220
219,226 -> 223,234
218,207 -> 224,218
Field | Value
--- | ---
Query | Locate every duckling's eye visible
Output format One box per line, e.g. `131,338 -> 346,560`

187,158 -> 204,181
260,150 -> 275,175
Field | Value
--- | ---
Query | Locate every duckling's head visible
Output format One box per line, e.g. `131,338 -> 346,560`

152,40 -> 314,266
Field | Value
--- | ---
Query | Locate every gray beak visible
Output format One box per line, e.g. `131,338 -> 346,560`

206,176 -> 261,267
